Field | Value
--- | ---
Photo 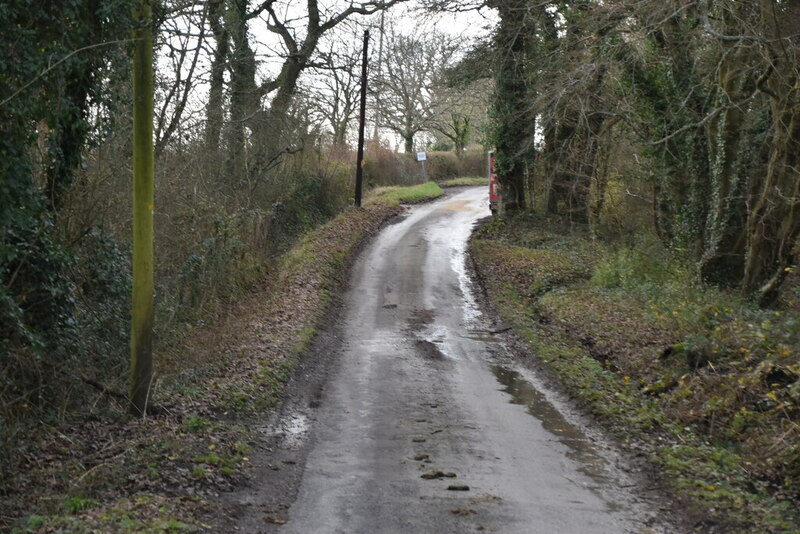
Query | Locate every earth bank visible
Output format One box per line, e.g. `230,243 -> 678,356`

469,215 -> 800,532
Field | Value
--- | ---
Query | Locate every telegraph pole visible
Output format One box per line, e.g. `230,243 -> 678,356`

372,12 -> 385,141
354,30 -> 369,207
130,0 -> 155,416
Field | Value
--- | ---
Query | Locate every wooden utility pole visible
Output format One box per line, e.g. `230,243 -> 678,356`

130,0 -> 155,416
354,30 -> 369,207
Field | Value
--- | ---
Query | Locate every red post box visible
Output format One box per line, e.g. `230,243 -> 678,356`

488,151 -> 500,215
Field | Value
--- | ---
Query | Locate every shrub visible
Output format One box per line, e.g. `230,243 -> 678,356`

591,235 -> 690,299
425,149 -> 487,181
362,142 -> 418,187
426,151 -> 460,180
457,149 -> 487,178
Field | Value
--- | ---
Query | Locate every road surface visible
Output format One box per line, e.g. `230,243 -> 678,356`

228,187 -> 667,533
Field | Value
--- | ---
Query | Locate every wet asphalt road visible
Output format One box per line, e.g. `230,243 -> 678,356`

251,188 -> 665,533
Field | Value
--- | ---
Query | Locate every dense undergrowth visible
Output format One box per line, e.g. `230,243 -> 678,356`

1,182 -> 443,532
471,216 -> 800,532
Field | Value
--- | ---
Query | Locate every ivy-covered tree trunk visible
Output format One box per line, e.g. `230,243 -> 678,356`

205,0 -> 229,154
130,0 -> 155,416
225,0 -> 257,184
489,0 -> 533,213
621,5 -> 710,253
539,1 -> 607,225
44,79 -> 90,213
698,27 -> 754,286
450,114 -> 470,157
659,21 -> 710,257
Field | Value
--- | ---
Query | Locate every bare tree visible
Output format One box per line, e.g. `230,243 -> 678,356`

310,35 -> 364,146
373,27 -> 458,153
740,0 -> 800,305
429,79 -> 491,156
248,0 -> 406,163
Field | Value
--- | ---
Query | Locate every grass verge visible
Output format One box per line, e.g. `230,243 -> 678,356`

370,181 -> 444,204
437,177 -> 488,187
470,215 -> 800,532
2,184 -> 444,532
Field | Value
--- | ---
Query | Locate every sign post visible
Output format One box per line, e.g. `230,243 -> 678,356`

416,151 -> 427,180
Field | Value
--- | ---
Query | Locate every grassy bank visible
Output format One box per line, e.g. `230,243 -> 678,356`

438,177 -> 488,187
371,180 -> 444,204
4,183 -> 443,532
470,216 -> 800,532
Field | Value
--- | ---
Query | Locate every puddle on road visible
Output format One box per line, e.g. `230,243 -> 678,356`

261,413 -> 310,449
440,199 -> 472,211
491,365 -> 612,486
447,221 -> 482,328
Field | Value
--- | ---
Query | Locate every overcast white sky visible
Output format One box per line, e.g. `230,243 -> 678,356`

249,0 -> 497,78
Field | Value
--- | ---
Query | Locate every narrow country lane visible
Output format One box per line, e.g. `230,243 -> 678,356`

229,187 -> 667,533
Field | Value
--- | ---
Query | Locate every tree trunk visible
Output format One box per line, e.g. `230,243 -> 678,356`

44,79 -> 89,213
588,122 -> 615,235
743,84 -> 800,305
333,120 -> 347,146
225,0 -> 258,184
698,35 -> 752,286
256,32 -> 322,166
130,0 -> 155,417
741,0 -> 800,306
490,0 -> 532,213
205,0 -> 229,154
451,115 -> 469,157
404,133 -> 414,154
622,5 -> 711,250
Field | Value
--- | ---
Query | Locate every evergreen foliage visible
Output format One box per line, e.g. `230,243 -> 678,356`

1,0 -> 133,410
